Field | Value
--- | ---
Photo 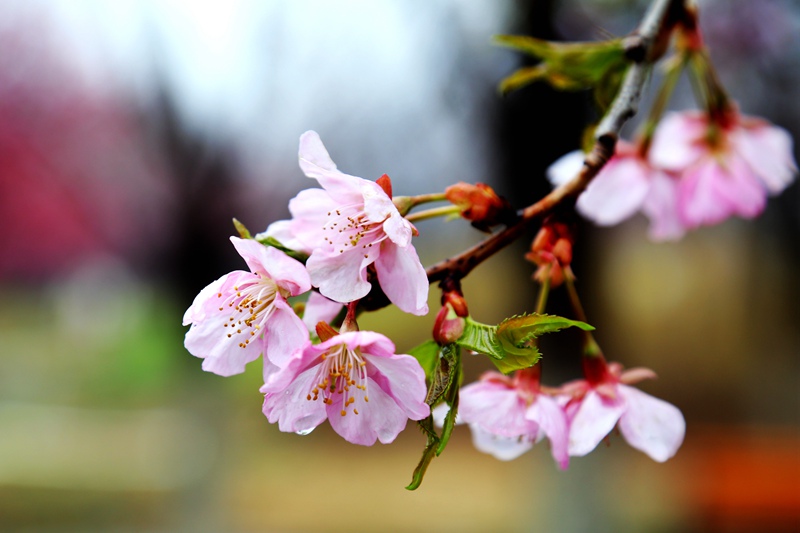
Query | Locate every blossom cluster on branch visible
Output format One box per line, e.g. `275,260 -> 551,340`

182,0 -> 796,489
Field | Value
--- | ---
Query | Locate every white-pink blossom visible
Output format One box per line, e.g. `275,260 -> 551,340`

183,237 -> 311,377
548,109 -> 796,239
560,360 -> 685,462
261,330 -> 429,446
650,110 -> 797,229
262,131 -> 429,315
443,368 -> 569,467
301,291 -> 344,333
547,141 -> 684,241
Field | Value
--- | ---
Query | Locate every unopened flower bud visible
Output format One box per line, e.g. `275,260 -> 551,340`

442,290 -> 469,318
445,182 -> 510,230
526,221 -> 575,287
433,303 -> 465,344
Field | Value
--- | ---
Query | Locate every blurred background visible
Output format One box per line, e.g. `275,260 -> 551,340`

0,0 -> 798,531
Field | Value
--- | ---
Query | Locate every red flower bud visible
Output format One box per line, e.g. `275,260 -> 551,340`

445,182 -> 509,229
526,221 -> 575,287
433,303 -> 465,344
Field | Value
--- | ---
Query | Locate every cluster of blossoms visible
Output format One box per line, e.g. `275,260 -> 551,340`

548,108 -> 797,240
181,1 -> 797,488
441,357 -> 685,467
183,132 -> 430,445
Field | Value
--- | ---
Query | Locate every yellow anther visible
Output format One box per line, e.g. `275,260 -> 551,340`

340,410 -> 347,417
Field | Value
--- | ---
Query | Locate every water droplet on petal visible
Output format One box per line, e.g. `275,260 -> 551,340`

296,427 -> 315,436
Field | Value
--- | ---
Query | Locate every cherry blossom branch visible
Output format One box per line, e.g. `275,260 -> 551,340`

426,0 -> 685,286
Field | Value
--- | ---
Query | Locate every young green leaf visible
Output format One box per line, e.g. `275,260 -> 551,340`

495,35 -> 628,98
406,343 -> 462,490
436,344 -> 461,456
232,218 -> 253,239
255,235 -> 309,263
408,340 -> 440,382
406,415 -> 439,491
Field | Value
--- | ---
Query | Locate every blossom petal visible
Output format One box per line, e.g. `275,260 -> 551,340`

527,395 -> 569,469
327,377 -> 409,445
568,390 -> 625,457
262,365 -> 327,434
183,273 -> 230,325
183,272 -> 263,376
327,330 -> 397,356
547,150 -> 584,187
263,298 -> 310,368
617,385 -> 685,462
302,292 -> 344,332
734,122 -> 798,194
286,188 -> 340,249
678,155 -> 766,228
298,131 -> 364,205
459,381 -> 535,438
306,248 -> 372,303
576,156 -> 650,225
257,219 -> 305,252
470,425 -> 534,461
374,242 -> 429,316
649,112 -> 707,170
642,170 -> 685,241
365,352 -> 430,421
230,237 -> 311,295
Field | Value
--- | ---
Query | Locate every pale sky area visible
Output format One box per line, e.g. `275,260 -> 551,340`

2,0 -> 515,195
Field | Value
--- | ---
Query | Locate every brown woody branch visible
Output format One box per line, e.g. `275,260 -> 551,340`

426,0 -> 685,286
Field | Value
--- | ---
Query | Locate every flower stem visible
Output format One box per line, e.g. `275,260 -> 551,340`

341,301 -> 360,332
638,53 -> 686,156
535,264 -> 551,315
394,192 -> 449,216
564,267 -> 602,357
411,192 -> 448,206
406,205 -> 463,223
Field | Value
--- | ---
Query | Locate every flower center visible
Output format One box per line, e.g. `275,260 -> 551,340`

217,273 -> 280,349
321,204 -> 389,256
305,344 -> 369,416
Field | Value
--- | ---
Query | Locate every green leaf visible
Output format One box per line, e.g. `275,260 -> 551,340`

255,235 -> 309,263
498,65 -> 548,94
406,343 -> 462,490
497,313 -> 594,342
456,317 -> 504,360
437,344 -> 461,456
406,415 -> 439,491
407,340 -> 439,382
496,313 -> 594,361
232,218 -> 253,239
456,314 -> 594,374
495,34 -> 627,95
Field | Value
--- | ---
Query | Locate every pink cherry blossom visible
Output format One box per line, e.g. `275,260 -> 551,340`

262,131 -> 429,315
560,359 -> 685,462
547,141 -> 685,241
183,237 -> 311,376
301,291 -> 344,333
261,330 -> 429,445
649,110 -> 797,229
452,367 -> 569,467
